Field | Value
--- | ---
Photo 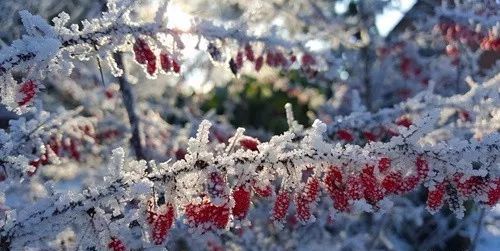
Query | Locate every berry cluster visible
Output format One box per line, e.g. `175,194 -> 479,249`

133,38 -> 156,75
159,52 -> 181,74
226,43 -> 317,78
436,22 -> 500,53
133,38 -> 181,76
184,171 -> 231,232
28,127 -> 92,175
262,157 -> 427,223
426,174 -> 500,213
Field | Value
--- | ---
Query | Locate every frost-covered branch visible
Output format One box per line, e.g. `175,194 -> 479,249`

2,107 -> 498,248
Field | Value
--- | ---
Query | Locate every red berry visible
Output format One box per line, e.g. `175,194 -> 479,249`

105,89 -> 114,99
486,178 -> 500,206
172,59 -> 181,73
272,190 -> 291,221
361,166 -> 384,204
245,44 -> 255,62
378,157 -> 391,173
346,175 -> 364,201
400,175 -> 420,193
236,51 -> 244,69
151,204 -> 175,245
455,176 -> 486,198
240,136 -> 260,151
274,51 -> 288,67
147,60 -> 157,75
252,182 -> 273,197
232,185 -> 251,220
108,237 -> 126,251
18,80 -> 37,106
160,52 -> 172,73
266,51 -> 276,67
415,157 -> 429,181
337,129 -> 354,142
185,199 -> 230,231
133,39 -> 148,64
427,181 -> 447,212
324,166 -> 349,212
175,148 -> 187,160
133,38 -> 157,75
458,110 -> 470,122
323,166 -> 343,192
363,131 -> 377,142
255,56 -> 264,71
330,189 -> 349,212
301,54 -> 315,66
396,116 -> 412,128
382,171 -> 403,195
296,177 -> 320,222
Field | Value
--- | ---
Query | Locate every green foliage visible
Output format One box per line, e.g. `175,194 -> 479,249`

202,76 -> 312,134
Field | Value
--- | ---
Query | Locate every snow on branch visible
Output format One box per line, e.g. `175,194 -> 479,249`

0,0 -> 316,113
1,99 -> 498,249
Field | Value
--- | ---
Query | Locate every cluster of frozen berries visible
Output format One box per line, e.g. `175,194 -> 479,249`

105,135 -> 499,249
28,124 -> 94,175
133,38 -> 181,76
426,173 -> 500,213
436,22 -> 500,53
207,42 -> 318,78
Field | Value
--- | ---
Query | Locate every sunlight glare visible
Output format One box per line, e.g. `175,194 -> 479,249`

167,4 -> 193,32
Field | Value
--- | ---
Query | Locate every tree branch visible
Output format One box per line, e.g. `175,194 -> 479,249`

113,53 -> 146,162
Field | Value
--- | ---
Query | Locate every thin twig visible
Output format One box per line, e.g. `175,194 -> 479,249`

113,53 -> 147,165
93,44 -> 106,87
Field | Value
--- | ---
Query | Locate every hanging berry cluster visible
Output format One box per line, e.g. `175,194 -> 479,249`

426,174 -> 500,215
226,43 -> 317,78
123,140 -> 499,246
133,38 -> 181,76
